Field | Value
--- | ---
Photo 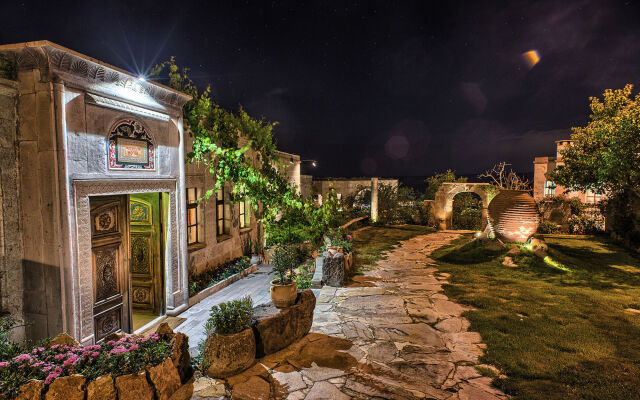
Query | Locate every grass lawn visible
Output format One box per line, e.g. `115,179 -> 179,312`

352,224 -> 435,273
432,234 -> 640,400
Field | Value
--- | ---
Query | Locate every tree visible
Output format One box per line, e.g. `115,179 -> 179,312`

479,162 -> 531,191
549,84 -> 640,194
423,170 -> 467,200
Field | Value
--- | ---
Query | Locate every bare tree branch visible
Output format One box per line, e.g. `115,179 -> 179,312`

479,162 -> 532,191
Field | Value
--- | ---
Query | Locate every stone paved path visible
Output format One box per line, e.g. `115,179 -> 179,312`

293,231 -> 508,400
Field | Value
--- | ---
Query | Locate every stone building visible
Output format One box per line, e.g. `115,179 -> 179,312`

0,41 -> 302,344
533,139 -> 604,204
312,177 -> 398,202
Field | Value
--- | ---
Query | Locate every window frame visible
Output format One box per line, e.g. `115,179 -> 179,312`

544,180 -> 556,197
186,187 -> 201,245
216,186 -> 226,237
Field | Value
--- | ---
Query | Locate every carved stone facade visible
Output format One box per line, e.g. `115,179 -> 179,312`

0,41 -> 191,343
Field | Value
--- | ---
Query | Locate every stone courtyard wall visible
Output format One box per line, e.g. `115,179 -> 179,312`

313,178 -> 398,200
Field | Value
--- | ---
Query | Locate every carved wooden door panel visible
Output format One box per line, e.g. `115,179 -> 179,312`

129,193 -> 162,315
90,195 -> 130,341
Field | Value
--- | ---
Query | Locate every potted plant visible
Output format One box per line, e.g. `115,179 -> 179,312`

270,245 -> 298,308
199,297 -> 256,378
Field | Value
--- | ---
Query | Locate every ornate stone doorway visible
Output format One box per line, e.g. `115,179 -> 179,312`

432,183 -> 495,230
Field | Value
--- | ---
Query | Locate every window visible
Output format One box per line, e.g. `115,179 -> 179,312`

239,196 -> 251,229
216,186 -> 231,237
544,180 -> 556,197
186,188 -> 201,245
585,189 -> 602,204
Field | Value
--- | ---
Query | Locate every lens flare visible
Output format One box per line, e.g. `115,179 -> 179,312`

522,50 -> 540,69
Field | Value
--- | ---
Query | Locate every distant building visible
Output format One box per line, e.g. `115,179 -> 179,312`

533,140 -> 604,204
312,177 -> 398,203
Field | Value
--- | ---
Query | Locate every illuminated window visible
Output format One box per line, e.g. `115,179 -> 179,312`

239,196 -> 251,229
585,189 -> 602,204
544,181 -> 556,197
216,186 -> 231,236
186,188 -> 201,245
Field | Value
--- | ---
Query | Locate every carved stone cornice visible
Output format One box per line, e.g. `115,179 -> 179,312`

0,41 -> 191,113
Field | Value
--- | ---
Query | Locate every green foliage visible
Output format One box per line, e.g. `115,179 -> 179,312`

294,259 -> 315,289
322,229 -> 354,253
271,245 -> 298,284
550,84 -> 640,194
537,220 -> 560,234
424,170 -> 468,200
452,193 -> 483,230
151,58 -> 302,226
203,297 -> 253,336
0,315 -> 22,361
189,257 -> 251,297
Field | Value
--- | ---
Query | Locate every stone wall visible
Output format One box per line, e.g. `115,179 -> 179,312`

312,178 -> 398,200
0,78 -> 24,338
300,174 -> 313,199
14,68 -> 63,340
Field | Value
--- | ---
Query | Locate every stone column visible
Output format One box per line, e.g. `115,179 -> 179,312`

371,177 -> 379,222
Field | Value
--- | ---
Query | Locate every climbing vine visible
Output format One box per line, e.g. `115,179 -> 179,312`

150,58 -> 302,222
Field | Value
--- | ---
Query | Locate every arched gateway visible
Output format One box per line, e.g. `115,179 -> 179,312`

432,183 -> 495,230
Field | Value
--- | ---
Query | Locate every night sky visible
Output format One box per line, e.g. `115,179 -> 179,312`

3,0 -> 640,179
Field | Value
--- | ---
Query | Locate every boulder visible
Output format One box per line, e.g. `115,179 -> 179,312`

16,380 -> 44,400
322,252 -> 345,287
46,332 -> 78,348
252,290 -> 316,357
202,328 -> 256,378
115,371 -> 154,400
87,375 -> 116,400
171,332 -> 193,383
231,376 -> 270,400
45,374 -> 85,400
148,358 -> 182,400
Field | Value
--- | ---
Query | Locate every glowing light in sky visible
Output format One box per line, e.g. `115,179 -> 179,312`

522,50 -> 541,69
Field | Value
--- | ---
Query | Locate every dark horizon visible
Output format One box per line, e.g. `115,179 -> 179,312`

2,1 -> 640,179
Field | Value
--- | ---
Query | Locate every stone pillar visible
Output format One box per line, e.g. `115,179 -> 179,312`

370,177 -> 379,222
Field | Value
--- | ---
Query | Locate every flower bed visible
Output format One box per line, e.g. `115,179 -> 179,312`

294,259 -> 316,289
0,333 -> 174,397
320,228 -> 353,253
188,256 -> 252,297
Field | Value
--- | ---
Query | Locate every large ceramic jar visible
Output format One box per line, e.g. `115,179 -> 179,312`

488,190 -> 539,243
270,280 -> 297,308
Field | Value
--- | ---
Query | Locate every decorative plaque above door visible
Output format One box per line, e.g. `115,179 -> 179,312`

108,119 -> 155,170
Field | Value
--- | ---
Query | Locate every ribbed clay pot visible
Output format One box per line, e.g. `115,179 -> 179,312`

488,190 -> 539,243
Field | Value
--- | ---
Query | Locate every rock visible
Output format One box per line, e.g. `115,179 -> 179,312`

231,376 -> 270,400
45,374 -> 85,400
115,371 -> 154,400
322,252 -> 345,287
367,341 -> 397,363
46,332 -> 78,348
148,357 -> 182,400
87,375 -> 116,400
300,363 -> 345,382
305,381 -> 349,400
502,256 -> 518,267
171,332 -> 193,383
156,322 -> 175,339
202,328 -> 256,378
198,382 -> 226,397
271,370 -> 307,392
252,290 -> 316,356
15,380 -> 44,400
103,332 -> 127,342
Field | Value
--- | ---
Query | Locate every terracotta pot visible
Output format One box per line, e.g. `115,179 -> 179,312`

326,245 -> 343,253
311,249 -> 319,259
488,190 -> 539,243
201,328 -> 256,378
270,280 -> 298,308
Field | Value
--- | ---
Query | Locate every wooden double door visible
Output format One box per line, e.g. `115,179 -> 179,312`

90,193 -> 163,342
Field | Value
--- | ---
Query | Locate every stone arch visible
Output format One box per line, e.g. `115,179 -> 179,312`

432,183 -> 495,230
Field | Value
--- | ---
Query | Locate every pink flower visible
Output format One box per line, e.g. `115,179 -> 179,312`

0,361 -> 9,368
91,352 -> 100,357
346,235 -> 352,240
109,346 -> 128,355
13,353 -> 33,363
128,344 -> 139,351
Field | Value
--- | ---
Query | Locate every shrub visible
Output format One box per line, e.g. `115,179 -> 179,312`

0,315 -> 22,362
0,334 -> 171,397
322,229 -> 353,253
188,256 -> 251,296
538,220 -> 560,234
294,259 -> 316,289
271,245 -> 297,284
203,297 -> 253,336
568,214 -> 601,234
